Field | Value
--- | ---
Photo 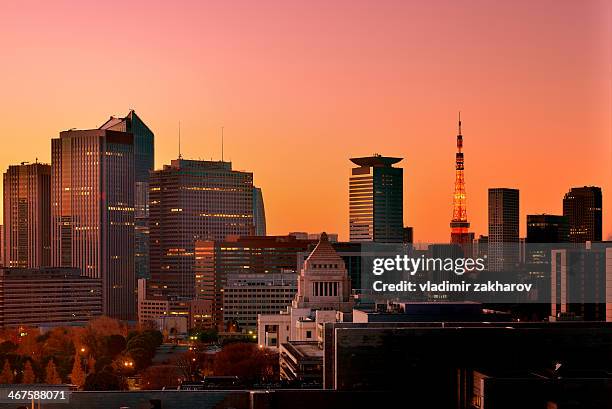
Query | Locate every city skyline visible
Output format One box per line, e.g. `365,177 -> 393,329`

0,0 -> 610,242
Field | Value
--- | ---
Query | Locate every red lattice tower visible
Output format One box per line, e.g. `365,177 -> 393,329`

450,113 -> 471,244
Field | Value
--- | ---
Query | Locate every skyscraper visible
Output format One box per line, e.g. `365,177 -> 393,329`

488,188 -> 519,271
100,110 -> 154,279
3,162 -> 51,268
563,186 -> 602,243
349,155 -> 403,243
148,159 -> 256,299
450,114 -> 474,247
252,187 -> 266,236
51,129 -> 135,320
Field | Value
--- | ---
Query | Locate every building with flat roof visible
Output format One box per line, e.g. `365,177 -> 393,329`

51,128 -> 135,320
3,162 -> 51,268
563,186 -> 603,243
194,235 -> 315,329
551,242 -> 612,321
279,341 -> 324,384
148,159 -> 257,300
0,267 -> 102,328
223,273 -> 297,332
488,188 -> 519,271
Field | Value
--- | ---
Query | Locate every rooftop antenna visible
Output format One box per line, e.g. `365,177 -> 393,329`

178,121 -> 182,159
221,126 -> 224,162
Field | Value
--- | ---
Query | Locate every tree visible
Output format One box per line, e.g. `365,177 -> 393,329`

21,361 -> 35,384
70,355 -> 86,388
45,359 -> 62,384
140,365 -> 182,390
213,343 -> 279,383
87,355 -> 96,375
0,360 -> 14,383
83,369 -> 127,391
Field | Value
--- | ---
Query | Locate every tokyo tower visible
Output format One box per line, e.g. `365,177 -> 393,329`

450,113 -> 474,245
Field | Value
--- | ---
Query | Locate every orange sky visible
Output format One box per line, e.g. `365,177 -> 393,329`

0,0 -> 610,242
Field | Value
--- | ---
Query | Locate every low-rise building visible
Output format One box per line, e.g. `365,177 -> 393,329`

0,267 -> 102,328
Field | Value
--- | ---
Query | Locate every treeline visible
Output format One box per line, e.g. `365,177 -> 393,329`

0,317 -> 162,390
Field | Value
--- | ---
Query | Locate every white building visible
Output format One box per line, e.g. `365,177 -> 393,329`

257,233 -> 353,349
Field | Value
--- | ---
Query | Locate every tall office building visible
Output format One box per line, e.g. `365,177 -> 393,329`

148,159 -> 257,299
194,235 -> 315,329
51,129 -> 135,320
252,187 -> 266,236
100,110 -> 154,279
450,114 -> 474,247
488,188 -> 519,271
3,162 -> 51,268
563,186 -> 602,243
349,155 -> 403,243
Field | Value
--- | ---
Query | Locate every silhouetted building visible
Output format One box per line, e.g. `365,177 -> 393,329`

488,188 -> 519,271
100,110 -> 154,280
252,187 -> 266,236
194,235 -> 315,328
563,186 -> 602,243
0,267 -> 102,328
148,159 -> 257,300
51,129 -> 135,320
403,227 -> 413,244
322,320 -> 612,408
3,162 -> 51,268
349,155 -> 403,243
526,214 -> 569,243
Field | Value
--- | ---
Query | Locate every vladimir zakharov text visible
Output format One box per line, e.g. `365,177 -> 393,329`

372,280 -> 533,293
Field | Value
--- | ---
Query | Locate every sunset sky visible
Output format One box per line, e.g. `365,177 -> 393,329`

0,0 -> 610,242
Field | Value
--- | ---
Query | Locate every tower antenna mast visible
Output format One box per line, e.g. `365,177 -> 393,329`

178,121 -> 182,159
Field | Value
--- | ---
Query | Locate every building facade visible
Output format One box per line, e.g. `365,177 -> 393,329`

148,159 -> 256,300
0,267 -> 102,328
223,273 -> 297,331
349,155 -> 403,243
51,129 -> 135,320
551,243 -> 611,322
3,162 -> 51,268
252,187 -> 266,236
100,110 -> 154,280
488,188 -> 519,271
258,233 -> 353,349
194,235 -> 314,329
563,186 -> 602,243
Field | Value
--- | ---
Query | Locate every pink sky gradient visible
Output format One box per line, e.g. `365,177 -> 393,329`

0,0 -> 610,242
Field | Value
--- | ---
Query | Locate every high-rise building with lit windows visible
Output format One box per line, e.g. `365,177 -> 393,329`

148,159 -> 257,300
3,162 -> 51,268
51,129 -> 135,320
194,234 -> 315,329
349,155 -> 403,243
100,110 -> 154,280
563,186 -> 602,243
488,188 -> 519,271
